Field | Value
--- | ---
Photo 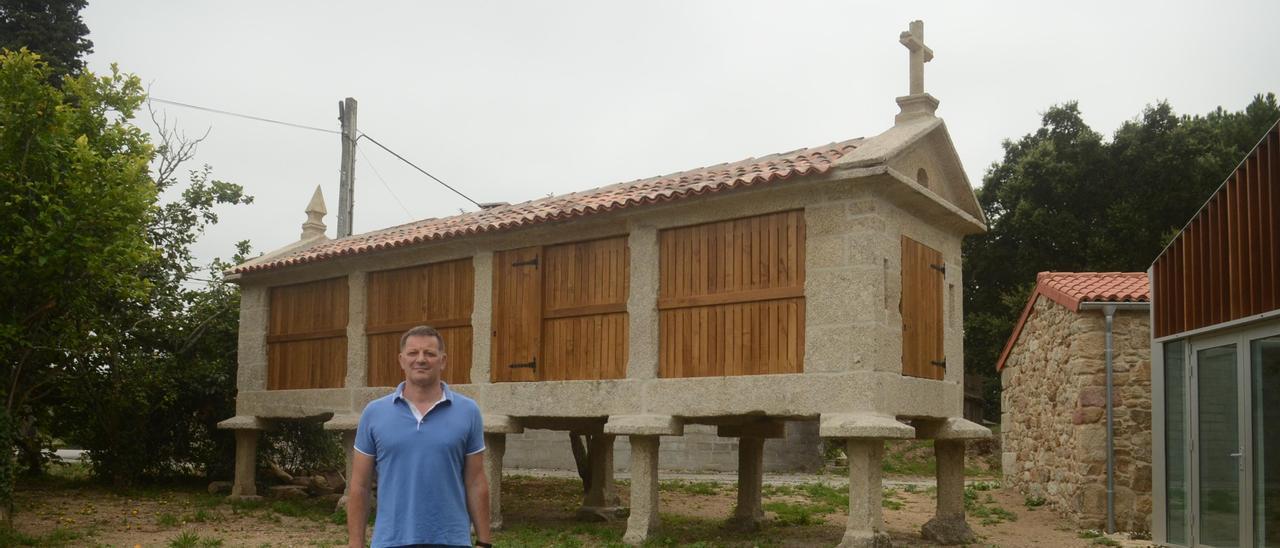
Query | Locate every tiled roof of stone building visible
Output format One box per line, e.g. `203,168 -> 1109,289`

231,137 -> 864,274
995,272 -> 1150,371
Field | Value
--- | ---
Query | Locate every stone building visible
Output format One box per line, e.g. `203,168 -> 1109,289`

219,21 -> 990,547
997,272 -> 1151,531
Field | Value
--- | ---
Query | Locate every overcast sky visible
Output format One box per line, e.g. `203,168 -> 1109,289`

80,1 -> 1280,270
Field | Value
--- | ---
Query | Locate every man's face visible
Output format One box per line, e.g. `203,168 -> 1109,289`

398,335 -> 447,386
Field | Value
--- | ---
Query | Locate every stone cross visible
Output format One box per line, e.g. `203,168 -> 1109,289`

899,20 -> 933,96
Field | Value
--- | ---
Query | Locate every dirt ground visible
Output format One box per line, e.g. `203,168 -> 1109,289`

10,471 -> 1154,547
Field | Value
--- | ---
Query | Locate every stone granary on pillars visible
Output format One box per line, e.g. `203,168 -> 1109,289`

219,20 -> 989,546
996,272 -> 1152,532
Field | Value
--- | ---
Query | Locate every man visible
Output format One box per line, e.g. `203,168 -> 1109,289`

348,325 -> 492,547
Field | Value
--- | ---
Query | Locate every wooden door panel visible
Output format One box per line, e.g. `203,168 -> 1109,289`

492,247 -> 542,382
901,236 -> 945,380
365,259 -> 474,386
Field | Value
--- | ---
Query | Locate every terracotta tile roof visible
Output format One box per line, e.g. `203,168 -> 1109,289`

232,137 -> 864,274
995,272 -> 1150,371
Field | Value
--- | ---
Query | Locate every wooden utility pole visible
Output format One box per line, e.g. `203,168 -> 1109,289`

337,97 -> 358,238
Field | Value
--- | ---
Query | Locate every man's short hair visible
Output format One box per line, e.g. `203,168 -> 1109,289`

399,325 -> 447,353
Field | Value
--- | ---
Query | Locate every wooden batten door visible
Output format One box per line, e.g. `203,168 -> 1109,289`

541,237 -> 629,381
492,247 -> 543,382
266,277 -> 349,390
365,259 -> 475,387
658,210 -> 806,378
900,235 -> 945,380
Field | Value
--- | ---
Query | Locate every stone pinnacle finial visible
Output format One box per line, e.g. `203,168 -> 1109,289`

301,185 -> 328,240
894,19 -> 940,125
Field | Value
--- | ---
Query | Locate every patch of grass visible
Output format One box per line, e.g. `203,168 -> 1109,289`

881,440 -> 937,476
157,512 -> 181,527
0,527 -> 87,547
1092,537 -> 1121,546
167,531 -> 224,548
764,500 -> 830,526
659,479 -> 720,495
1024,495 -> 1047,509
964,485 -> 1016,526
882,488 -> 904,510
185,508 -> 221,523
1078,529 -> 1103,539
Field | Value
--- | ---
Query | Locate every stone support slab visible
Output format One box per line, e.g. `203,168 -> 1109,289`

726,436 -> 765,531
839,438 -> 890,548
820,413 -> 914,439
484,433 -> 507,530
623,435 -> 661,545
483,414 -> 524,434
922,439 -> 974,544
604,414 -> 682,437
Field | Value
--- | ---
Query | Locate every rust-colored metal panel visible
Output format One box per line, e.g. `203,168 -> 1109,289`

540,236 -> 629,381
1152,123 -> 1280,337
491,247 -> 542,382
365,259 -> 474,386
266,276 -> 349,390
901,236 -> 945,380
658,210 -> 805,378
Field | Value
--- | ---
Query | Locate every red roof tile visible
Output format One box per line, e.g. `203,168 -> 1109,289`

995,272 -> 1149,371
232,137 -> 864,274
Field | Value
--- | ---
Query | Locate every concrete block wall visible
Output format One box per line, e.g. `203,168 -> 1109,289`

502,421 -> 823,473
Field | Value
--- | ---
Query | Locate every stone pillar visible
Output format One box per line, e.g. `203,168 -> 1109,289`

578,434 -> 624,521
324,415 -> 360,510
729,436 -> 765,530
483,415 -> 522,531
484,433 -> 507,530
218,416 -> 268,501
624,435 -> 660,545
841,438 -> 889,548
345,271 -> 368,389
625,225 -> 660,380
819,413 -> 915,548
230,430 -> 260,500
922,440 -> 973,544
915,417 -> 989,545
604,414 -> 682,545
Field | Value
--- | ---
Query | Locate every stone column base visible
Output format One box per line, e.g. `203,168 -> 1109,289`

837,529 -> 892,548
922,514 -> 976,545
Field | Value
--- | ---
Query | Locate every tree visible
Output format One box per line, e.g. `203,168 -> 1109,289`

963,94 -> 1280,419
0,48 -> 155,523
0,0 -> 93,81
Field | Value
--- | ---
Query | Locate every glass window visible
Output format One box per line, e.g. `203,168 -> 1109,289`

1165,340 -> 1188,545
1252,335 -> 1280,547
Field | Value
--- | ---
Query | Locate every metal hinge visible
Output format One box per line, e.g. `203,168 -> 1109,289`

512,256 -> 539,268
929,263 -> 945,275
509,358 -> 537,370
931,359 -> 946,367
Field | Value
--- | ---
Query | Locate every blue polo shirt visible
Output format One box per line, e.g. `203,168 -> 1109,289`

354,382 -> 485,547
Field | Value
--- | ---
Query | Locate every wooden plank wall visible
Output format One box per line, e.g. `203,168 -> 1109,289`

366,259 -> 474,386
901,236 -> 945,380
541,237 -> 629,381
658,210 -> 805,378
491,247 -> 544,382
266,277 -> 348,390
1153,123 -> 1280,337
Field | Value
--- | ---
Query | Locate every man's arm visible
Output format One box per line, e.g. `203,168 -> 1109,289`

347,451 -> 375,548
464,451 -> 491,545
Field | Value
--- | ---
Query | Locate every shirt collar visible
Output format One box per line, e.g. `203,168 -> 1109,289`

392,381 -> 453,404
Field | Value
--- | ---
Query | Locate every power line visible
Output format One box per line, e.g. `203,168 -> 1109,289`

357,133 -> 482,209
147,96 -> 481,210
357,145 -> 414,222
148,97 -> 340,135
